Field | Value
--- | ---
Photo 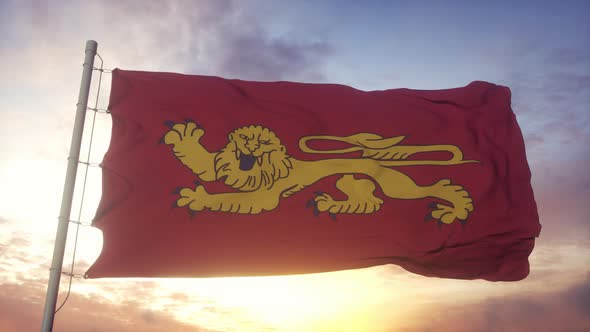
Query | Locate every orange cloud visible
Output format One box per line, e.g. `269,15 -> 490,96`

0,281 -> 212,332
401,277 -> 590,332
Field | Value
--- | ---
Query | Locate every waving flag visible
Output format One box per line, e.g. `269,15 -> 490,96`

86,69 -> 540,281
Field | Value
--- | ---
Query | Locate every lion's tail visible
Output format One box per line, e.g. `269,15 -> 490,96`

377,159 -> 480,166
299,134 -> 479,166
299,133 -> 406,154
370,144 -> 479,166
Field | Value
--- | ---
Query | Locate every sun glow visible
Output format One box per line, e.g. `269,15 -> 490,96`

152,270 -> 408,332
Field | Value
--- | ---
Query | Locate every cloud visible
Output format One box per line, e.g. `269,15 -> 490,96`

544,48 -> 590,67
402,278 -> 590,332
94,0 -> 334,81
0,0 -> 332,82
212,29 -> 332,81
564,278 -> 590,314
0,282 -> 214,332
502,47 -> 590,139
0,232 -> 34,264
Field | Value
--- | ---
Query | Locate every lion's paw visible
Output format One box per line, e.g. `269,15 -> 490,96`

163,121 -> 205,146
175,185 -> 210,213
426,179 -> 474,225
312,192 -> 336,214
309,191 -> 383,217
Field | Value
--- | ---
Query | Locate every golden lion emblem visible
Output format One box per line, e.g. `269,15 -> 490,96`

163,121 -> 479,224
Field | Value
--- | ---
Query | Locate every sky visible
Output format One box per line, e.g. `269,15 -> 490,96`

0,0 -> 589,331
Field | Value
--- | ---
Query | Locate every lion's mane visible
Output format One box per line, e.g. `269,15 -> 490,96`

214,126 -> 293,192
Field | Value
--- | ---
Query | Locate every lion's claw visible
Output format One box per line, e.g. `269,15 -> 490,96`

312,205 -> 319,216
163,121 -> 206,147
306,198 -> 320,216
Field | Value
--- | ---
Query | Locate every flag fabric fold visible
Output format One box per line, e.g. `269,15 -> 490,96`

86,69 -> 540,281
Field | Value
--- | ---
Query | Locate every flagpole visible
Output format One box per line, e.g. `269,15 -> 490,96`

40,40 -> 98,332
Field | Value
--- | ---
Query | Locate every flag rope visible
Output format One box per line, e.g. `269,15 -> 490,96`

78,161 -> 101,167
68,219 -> 93,227
92,67 -> 112,73
87,107 -> 110,114
54,52 -> 112,313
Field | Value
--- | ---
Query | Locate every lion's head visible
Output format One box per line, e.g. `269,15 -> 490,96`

214,125 -> 292,191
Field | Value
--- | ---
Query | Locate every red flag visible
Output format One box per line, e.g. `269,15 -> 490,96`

86,69 -> 540,281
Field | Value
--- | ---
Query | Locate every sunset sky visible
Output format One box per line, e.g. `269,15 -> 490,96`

1,0 -> 589,331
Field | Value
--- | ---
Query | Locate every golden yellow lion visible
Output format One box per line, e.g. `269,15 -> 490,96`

163,121 -> 478,224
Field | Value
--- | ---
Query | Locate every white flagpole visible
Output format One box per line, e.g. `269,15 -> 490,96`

40,40 -> 98,332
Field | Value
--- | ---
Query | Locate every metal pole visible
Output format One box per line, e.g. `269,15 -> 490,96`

40,40 -> 98,332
